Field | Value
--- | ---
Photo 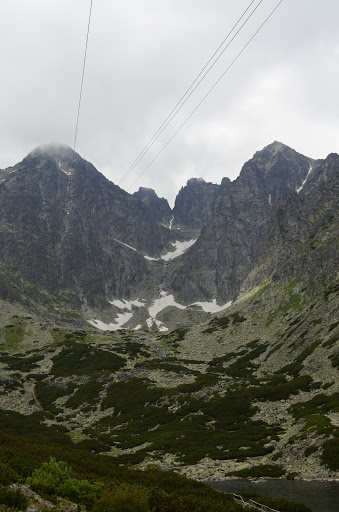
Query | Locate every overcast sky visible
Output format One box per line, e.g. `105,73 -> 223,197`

1,1 -> 338,205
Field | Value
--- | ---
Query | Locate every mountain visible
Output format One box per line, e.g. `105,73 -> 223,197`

167,142 -> 337,305
0,140 -> 338,491
133,187 -> 172,225
0,143 -> 173,310
0,141 -> 338,333
172,177 -> 223,230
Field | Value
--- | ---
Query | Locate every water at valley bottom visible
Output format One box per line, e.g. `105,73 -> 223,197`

207,479 -> 339,512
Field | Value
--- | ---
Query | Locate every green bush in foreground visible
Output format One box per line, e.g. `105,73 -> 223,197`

0,432 -> 315,512
26,457 -> 102,507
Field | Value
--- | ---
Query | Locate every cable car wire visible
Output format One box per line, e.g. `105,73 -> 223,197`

118,0 -> 262,186
72,0 -> 93,162
127,0 -> 283,191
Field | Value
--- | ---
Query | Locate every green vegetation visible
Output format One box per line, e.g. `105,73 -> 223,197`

0,486 -> 28,511
159,327 -> 189,349
304,445 -> 318,457
323,332 -> 339,348
27,457 -> 102,507
0,352 -> 44,372
203,312 -> 246,334
278,341 -> 320,377
226,342 -> 266,378
323,279 -> 339,300
227,464 -> 285,478
66,380 -> 105,409
1,317 -> 27,350
266,279 -> 313,326
0,271 -> 337,494
51,341 -> 125,377
289,393 -> 339,436
0,432 -> 310,512
35,380 -> 76,414
321,437 -> 339,470
242,493 -> 311,512
0,461 -> 20,485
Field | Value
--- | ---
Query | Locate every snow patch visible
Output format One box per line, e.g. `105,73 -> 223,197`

149,290 -> 186,318
145,290 -> 186,330
144,239 -> 196,262
144,255 -> 159,261
88,310 -> 133,331
161,215 -> 174,230
89,297 -> 145,331
114,239 -> 138,252
268,193 -> 272,205
156,319 -> 168,332
297,165 -> 313,193
57,161 -> 72,176
161,239 -> 197,261
191,299 -> 233,313
109,298 -> 145,310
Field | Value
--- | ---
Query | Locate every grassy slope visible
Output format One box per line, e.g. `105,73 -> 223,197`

0,276 -> 338,482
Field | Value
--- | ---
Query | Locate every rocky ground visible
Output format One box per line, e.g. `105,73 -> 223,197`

0,276 -> 338,482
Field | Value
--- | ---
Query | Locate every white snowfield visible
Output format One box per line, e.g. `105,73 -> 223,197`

109,298 -> 145,309
148,290 -> 186,317
191,299 -> 233,313
145,290 -> 187,332
161,239 -> 197,261
297,165 -> 313,194
88,311 -> 133,331
89,291 -> 233,331
144,239 -> 197,262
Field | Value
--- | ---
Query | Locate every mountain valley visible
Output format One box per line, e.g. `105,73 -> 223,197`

0,141 -> 338,491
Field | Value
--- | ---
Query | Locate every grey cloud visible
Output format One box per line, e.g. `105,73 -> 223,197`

0,0 -> 338,205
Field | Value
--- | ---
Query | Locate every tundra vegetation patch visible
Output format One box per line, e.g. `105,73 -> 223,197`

0,278 -> 338,482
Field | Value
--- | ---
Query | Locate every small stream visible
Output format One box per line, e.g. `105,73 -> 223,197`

206,479 -> 339,512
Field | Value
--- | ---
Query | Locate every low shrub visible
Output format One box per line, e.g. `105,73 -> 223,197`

94,485 -> 151,512
0,486 -> 28,511
0,462 -> 20,485
242,493 -> 311,512
228,464 -> 285,478
321,437 -> 339,470
27,457 -> 102,506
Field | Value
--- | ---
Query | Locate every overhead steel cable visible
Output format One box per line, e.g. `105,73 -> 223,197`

127,0 -> 283,191
72,0 -> 93,165
118,0 -> 261,186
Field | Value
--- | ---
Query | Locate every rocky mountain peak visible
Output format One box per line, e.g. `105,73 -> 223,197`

173,177 -> 220,229
133,187 -> 172,224
186,177 -> 206,186
28,142 -> 74,158
24,142 -> 85,177
135,187 -> 159,198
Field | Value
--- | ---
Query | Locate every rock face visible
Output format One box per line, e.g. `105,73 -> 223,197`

0,141 -> 338,327
243,156 -> 339,291
0,143 -> 173,306
172,178 -> 222,229
133,187 -> 172,225
167,142 -> 328,304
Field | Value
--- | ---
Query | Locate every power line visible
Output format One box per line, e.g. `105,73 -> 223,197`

72,0 -> 93,161
118,0 -> 261,186
127,0 -> 283,192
